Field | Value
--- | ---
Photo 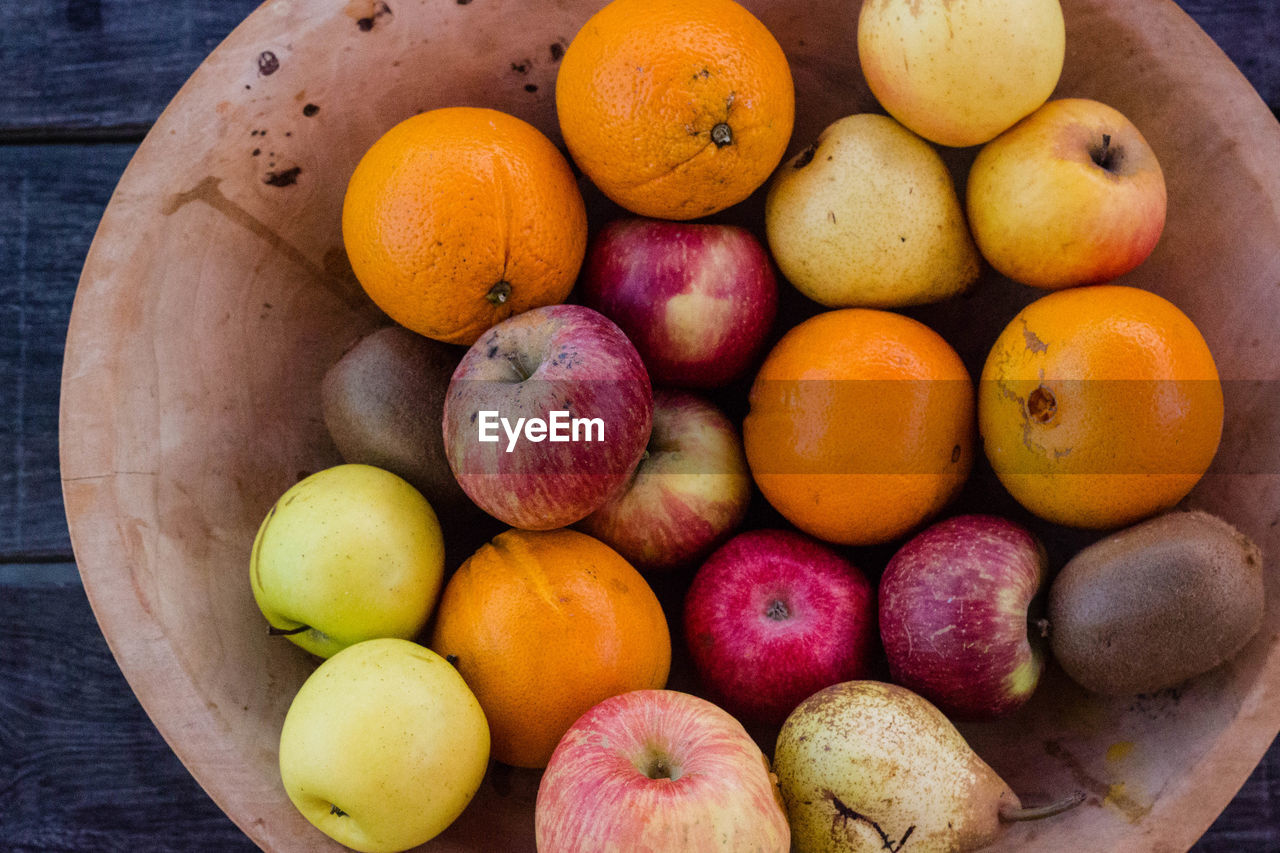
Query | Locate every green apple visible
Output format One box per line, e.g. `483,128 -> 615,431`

858,0 -> 1065,148
279,638 -> 490,852
966,98 -> 1167,289
765,113 -> 978,308
250,463 -> 445,658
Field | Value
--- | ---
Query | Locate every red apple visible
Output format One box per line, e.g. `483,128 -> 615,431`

577,390 -> 750,571
580,218 -> 778,388
967,98 -> 1167,289
535,689 -> 790,853
879,514 -> 1048,719
443,305 -> 652,530
683,529 -> 877,727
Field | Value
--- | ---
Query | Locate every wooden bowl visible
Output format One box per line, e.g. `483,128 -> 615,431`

61,0 -> 1280,850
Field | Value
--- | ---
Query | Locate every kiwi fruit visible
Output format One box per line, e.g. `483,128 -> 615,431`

1048,510 -> 1264,695
322,326 -> 476,524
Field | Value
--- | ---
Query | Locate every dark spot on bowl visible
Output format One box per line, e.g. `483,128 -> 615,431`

257,50 -> 279,75
251,148 -> 260,156
512,60 -> 530,74
263,166 -> 302,187
550,41 -> 566,62
525,84 -> 539,93
303,103 -> 320,117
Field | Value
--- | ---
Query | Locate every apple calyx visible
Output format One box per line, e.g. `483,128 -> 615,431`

329,804 -> 349,817
765,598 -> 791,621
711,122 -> 733,148
487,280 -> 512,305
267,623 -> 310,637
998,791 -> 1086,823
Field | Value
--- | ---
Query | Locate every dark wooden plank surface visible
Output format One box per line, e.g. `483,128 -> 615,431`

0,0 -> 261,137
0,0 -> 1278,850
0,143 -> 133,561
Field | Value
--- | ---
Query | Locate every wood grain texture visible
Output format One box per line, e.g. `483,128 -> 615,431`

0,0 -> 260,135
0,144 -> 133,560
0,582 -> 254,852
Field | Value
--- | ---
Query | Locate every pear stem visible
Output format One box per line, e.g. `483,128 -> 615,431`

999,791 -> 1087,823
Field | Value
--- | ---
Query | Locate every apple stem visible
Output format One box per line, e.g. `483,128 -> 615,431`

999,791 -> 1086,823
1092,134 -> 1116,171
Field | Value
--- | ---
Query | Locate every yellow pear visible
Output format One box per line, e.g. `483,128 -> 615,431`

279,638 -> 490,852
764,114 -> 978,308
774,681 -> 1080,852
858,0 -> 1065,148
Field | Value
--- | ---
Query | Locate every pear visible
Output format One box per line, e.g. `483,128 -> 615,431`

764,114 -> 979,309
858,0 -> 1065,148
774,681 -> 1080,852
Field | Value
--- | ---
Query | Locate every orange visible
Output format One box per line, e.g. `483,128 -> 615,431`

743,309 -> 974,546
342,107 -> 587,345
429,529 -> 671,768
979,285 -> 1223,529
555,0 -> 794,220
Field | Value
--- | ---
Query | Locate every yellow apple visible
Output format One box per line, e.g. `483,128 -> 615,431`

765,113 -> 978,308
250,463 -> 445,658
966,98 -> 1167,289
858,0 -> 1065,148
279,638 -> 490,852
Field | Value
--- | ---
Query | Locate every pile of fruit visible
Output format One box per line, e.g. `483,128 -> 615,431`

245,0 -> 1267,851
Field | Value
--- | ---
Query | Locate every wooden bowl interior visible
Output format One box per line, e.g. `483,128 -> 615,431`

60,0 -> 1280,850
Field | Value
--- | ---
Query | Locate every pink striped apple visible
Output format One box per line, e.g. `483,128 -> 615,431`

443,304 -> 652,530
879,514 -> 1048,719
535,690 -> 789,853
580,218 -> 778,388
578,390 -> 751,571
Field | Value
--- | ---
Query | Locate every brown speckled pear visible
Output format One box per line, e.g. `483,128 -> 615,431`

775,682 -> 1080,852
60,0 -> 1280,850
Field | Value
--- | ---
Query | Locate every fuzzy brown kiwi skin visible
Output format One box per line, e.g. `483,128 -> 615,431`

1048,510 -> 1264,696
321,326 -> 478,525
